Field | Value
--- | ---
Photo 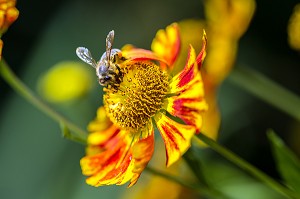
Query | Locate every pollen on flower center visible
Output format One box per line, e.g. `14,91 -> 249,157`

104,61 -> 169,130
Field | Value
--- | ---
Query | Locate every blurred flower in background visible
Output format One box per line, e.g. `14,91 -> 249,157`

203,0 -> 256,83
37,61 -> 94,103
287,3 -> 300,51
201,0 -> 256,143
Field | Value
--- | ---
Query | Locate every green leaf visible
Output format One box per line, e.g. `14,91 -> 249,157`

229,66 -> 300,121
196,133 -> 298,198
60,122 -> 86,145
267,130 -> 300,193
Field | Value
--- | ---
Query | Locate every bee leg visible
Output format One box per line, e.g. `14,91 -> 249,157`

115,64 -> 124,84
107,70 -> 121,85
115,64 -> 123,77
108,65 -> 123,83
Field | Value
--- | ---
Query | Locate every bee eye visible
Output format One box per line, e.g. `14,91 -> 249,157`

104,76 -> 111,81
97,66 -> 104,75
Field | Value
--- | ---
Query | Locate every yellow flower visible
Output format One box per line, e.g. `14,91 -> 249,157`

204,0 -> 256,85
201,0 -> 255,142
288,3 -> 300,51
37,61 -> 94,103
78,23 -> 208,187
120,0 -> 256,196
0,0 -> 19,59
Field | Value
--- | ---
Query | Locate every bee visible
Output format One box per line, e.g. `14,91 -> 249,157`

76,30 -> 124,87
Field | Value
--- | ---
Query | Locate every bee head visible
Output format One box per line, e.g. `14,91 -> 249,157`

98,73 -> 115,87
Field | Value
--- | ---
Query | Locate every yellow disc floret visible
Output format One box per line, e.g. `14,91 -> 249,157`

104,61 -> 169,131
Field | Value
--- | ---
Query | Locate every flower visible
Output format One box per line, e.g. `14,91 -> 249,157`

0,0 -> 18,34
80,23 -> 208,187
0,0 -> 19,59
37,61 -> 94,103
114,0 -> 256,196
200,0 -> 255,143
203,0 -> 256,85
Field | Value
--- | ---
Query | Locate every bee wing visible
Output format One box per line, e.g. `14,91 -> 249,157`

105,30 -> 114,64
76,47 -> 97,68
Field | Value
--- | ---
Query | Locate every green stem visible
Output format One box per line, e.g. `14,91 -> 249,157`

0,59 -> 88,143
228,66 -> 300,121
195,133 -> 300,199
145,166 -> 229,199
183,149 -> 209,186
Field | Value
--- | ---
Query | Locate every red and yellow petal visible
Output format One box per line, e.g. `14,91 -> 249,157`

90,150 -> 134,186
100,130 -> 154,187
81,127 -> 129,175
81,118 -> 154,187
166,46 -> 208,131
129,132 -> 155,187
121,44 -> 168,64
81,130 -> 135,186
166,97 -> 207,133
151,23 -> 181,71
154,113 -> 195,167
87,125 -> 120,147
196,30 -> 207,69
170,45 -> 198,90
87,106 -> 112,134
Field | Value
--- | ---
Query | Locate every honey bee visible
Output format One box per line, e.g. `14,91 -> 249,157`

76,30 -> 124,87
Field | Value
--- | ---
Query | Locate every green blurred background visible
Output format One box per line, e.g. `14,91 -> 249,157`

0,0 -> 299,198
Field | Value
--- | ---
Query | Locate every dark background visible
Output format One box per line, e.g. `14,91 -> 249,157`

0,0 -> 299,198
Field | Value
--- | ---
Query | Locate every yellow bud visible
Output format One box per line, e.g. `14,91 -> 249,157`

38,61 -> 94,103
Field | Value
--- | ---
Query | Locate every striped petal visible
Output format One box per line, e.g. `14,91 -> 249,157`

87,125 -> 119,146
154,113 -> 195,167
99,128 -> 154,187
81,116 -> 154,187
196,30 -> 207,69
88,146 -> 134,186
121,44 -> 167,64
129,132 -> 154,187
151,23 -> 181,70
166,46 -> 208,132
80,127 -> 131,183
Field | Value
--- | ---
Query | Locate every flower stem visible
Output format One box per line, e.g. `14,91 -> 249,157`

145,166 -> 230,199
0,59 -> 88,143
228,66 -> 300,121
194,133 -> 300,199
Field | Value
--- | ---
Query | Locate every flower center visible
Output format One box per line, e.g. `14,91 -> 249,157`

104,61 -> 169,130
